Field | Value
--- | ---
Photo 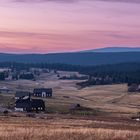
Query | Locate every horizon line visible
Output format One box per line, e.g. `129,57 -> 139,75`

0,46 -> 140,55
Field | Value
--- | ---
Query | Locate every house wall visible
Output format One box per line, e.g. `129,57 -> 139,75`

15,96 -> 29,100
34,92 -> 52,98
15,97 -> 19,100
42,92 -> 46,97
15,107 -> 24,112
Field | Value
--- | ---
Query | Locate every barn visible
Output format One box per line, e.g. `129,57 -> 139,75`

33,88 -> 52,98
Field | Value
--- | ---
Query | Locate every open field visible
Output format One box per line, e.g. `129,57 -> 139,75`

0,71 -> 140,140
0,116 -> 140,140
0,71 -> 140,116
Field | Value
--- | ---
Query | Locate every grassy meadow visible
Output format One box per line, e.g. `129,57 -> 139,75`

0,116 -> 140,140
0,71 -> 140,140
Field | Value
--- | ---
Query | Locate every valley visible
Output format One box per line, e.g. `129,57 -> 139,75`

0,71 -> 140,116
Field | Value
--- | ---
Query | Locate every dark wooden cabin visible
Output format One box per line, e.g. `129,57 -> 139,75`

15,99 -> 45,112
33,88 -> 52,98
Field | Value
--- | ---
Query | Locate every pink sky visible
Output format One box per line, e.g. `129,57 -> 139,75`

0,0 -> 140,53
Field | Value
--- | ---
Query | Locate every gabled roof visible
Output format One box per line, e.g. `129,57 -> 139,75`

33,88 -> 52,93
31,99 -> 45,108
15,99 -> 45,108
15,91 -> 30,98
15,99 -> 31,108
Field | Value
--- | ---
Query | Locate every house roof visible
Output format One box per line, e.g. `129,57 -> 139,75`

15,99 -> 31,108
15,99 -> 45,108
31,99 -> 45,108
33,88 -> 52,93
15,91 -> 30,98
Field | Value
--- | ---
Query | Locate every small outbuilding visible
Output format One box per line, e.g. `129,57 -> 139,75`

15,91 -> 31,100
128,84 -> 140,92
33,88 -> 52,98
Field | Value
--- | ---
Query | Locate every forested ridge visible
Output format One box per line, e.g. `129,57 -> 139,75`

0,52 -> 140,65
0,62 -> 140,85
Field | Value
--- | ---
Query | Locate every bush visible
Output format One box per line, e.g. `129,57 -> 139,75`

3,110 -> 9,116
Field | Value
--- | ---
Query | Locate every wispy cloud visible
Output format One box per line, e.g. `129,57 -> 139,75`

0,0 -> 140,53
0,30 -> 140,53
101,0 -> 140,4
13,0 -> 78,3
13,0 -> 140,3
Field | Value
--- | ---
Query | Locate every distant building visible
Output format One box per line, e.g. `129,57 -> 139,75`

15,91 -> 31,100
0,87 -> 10,93
15,99 -> 45,112
33,88 -> 52,98
19,72 -> 34,80
128,83 -> 140,92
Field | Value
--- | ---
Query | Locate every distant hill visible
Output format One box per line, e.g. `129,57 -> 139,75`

81,47 -> 140,53
0,52 -> 140,66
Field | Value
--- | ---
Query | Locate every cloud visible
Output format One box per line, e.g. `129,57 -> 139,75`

13,0 -> 140,3
13,0 -> 78,3
100,0 -> 140,4
0,30 -> 140,54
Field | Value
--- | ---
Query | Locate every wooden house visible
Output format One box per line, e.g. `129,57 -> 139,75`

33,88 -> 52,98
15,99 -> 45,112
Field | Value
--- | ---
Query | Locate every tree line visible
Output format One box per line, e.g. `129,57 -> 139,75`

0,62 -> 140,86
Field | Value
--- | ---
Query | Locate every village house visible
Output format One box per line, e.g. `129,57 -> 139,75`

128,84 -> 140,92
19,72 -> 34,80
33,88 -> 52,98
15,91 -> 45,112
15,98 -> 45,112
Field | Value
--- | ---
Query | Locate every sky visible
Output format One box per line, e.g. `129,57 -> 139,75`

0,0 -> 140,53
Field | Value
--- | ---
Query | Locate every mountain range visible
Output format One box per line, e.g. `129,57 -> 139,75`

80,47 -> 140,53
0,47 -> 140,66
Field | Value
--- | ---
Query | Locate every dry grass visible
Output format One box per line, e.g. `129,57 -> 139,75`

0,82 -> 140,116
0,71 -> 140,116
0,71 -> 139,140
1,127 -> 140,140
0,117 -> 139,140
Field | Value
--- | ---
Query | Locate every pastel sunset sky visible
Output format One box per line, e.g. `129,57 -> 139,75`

0,0 -> 140,53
